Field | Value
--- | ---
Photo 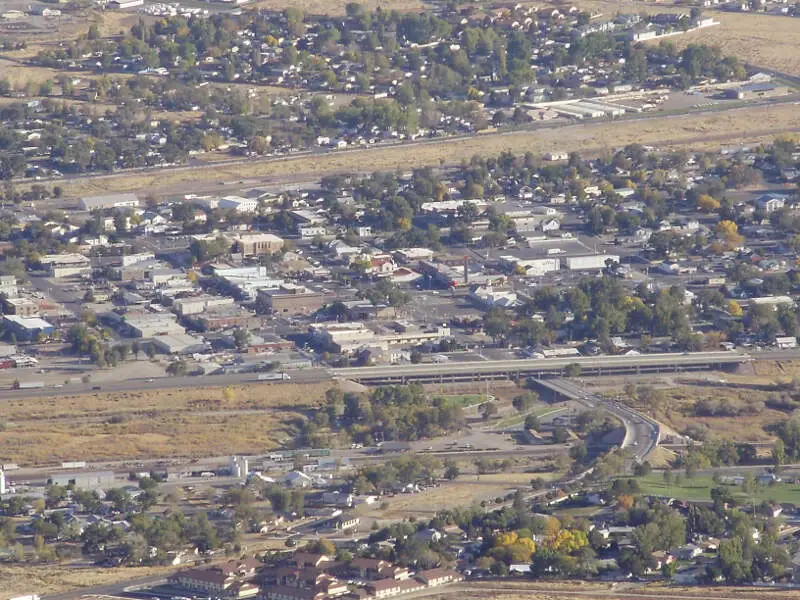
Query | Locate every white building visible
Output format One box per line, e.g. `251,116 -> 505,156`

218,195 -> 259,213
230,456 -> 249,479
174,295 -> 235,316
565,254 -> 620,271
0,275 -> 18,298
39,253 -> 92,278
79,193 -> 139,211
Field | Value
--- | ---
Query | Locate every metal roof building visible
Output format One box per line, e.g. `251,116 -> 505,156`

79,193 -> 140,211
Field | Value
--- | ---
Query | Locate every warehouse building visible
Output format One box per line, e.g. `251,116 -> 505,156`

565,254 -> 620,271
48,470 -> 117,490
39,253 -> 92,278
723,83 -> 789,100
2,315 -> 54,340
151,332 -> 208,355
79,193 -> 140,211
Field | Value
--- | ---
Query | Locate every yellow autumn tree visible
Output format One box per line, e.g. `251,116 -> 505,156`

727,300 -> 743,317
697,194 -> 720,213
616,494 -> 635,511
507,538 -> 536,562
494,531 -> 518,547
546,529 -> 589,554
544,516 -> 561,538
716,220 -> 744,250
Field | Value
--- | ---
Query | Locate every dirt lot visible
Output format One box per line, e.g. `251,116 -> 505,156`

51,100 -> 800,198
0,381 -> 332,465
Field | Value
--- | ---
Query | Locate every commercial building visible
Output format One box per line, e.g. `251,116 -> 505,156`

107,0 -> 145,9
151,332 -> 208,355
418,258 -> 506,288
232,232 -> 284,256
4,297 -> 39,317
258,284 -> 326,316
0,275 -> 18,298
218,195 -> 259,213
310,322 -> 451,355
2,315 -> 54,340
48,470 -> 116,490
79,193 -> 140,211
247,333 -> 295,353
123,312 -> 185,338
723,82 -> 789,100
211,265 -> 283,300
498,254 -> 560,277
188,305 -> 260,331
174,294 -> 235,316
565,254 -> 620,271
39,253 -> 92,278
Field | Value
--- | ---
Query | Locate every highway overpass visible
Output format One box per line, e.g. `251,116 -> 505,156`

535,378 -> 659,462
331,351 -> 751,384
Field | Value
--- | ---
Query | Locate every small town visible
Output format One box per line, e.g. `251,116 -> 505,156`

1,0 -> 800,600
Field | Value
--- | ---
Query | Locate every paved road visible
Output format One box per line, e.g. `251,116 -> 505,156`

5,349 -> 761,399
43,573 -> 168,600
3,367 -> 331,399
538,379 -> 659,463
331,351 -> 751,383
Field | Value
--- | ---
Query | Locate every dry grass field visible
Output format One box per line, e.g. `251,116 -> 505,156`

537,0 -> 800,76
52,101 -> 800,198
357,470 -> 557,523
0,381 -> 333,465
640,384 -> 780,442
455,580 -> 800,600
1,563 -> 173,598
666,12 -> 800,77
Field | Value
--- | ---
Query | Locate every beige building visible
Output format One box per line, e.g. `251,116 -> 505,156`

233,232 -> 284,256
258,284 -> 325,316
4,297 -> 39,317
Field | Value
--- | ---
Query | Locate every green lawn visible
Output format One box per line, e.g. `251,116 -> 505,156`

434,394 -> 490,408
632,473 -> 800,506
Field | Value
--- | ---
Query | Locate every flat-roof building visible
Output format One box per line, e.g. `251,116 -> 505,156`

39,253 -> 91,278
4,297 -> 39,317
48,470 -> 116,490
231,232 -> 284,256
2,315 -> 54,340
79,193 -> 139,211
258,284 -> 326,316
